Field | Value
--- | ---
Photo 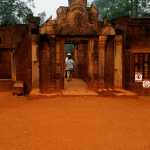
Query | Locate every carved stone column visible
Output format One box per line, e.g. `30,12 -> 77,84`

11,50 -> 16,81
55,37 -> 61,90
98,35 -> 107,89
113,35 -> 123,89
31,34 -> 40,90
74,44 -> 78,78
88,38 -> 94,88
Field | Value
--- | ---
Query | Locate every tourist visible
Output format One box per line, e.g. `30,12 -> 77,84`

65,53 -> 70,78
65,55 -> 75,82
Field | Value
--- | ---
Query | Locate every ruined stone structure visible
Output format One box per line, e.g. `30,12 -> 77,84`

0,14 -> 40,93
0,0 -> 150,95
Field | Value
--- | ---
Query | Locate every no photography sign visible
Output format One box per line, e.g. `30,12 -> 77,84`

143,79 -> 150,89
135,72 -> 142,82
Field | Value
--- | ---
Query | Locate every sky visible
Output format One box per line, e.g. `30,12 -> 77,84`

32,0 -> 94,21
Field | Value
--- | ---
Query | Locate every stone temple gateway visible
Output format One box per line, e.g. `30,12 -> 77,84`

38,0 -> 122,93
0,0 -> 150,96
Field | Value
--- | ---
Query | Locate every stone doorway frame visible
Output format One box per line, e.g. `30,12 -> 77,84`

59,36 -> 94,89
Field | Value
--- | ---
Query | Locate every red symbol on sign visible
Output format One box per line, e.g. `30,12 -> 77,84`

143,81 -> 150,88
135,72 -> 142,82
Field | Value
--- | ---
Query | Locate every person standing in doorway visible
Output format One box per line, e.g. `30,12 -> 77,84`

65,55 -> 75,82
65,53 -> 70,78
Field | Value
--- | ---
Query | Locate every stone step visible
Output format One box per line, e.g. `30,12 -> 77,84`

113,93 -> 127,98
28,92 -> 62,100
114,88 -> 128,93
98,88 -> 138,98
107,88 -> 114,96
102,89 -> 110,96
62,90 -> 99,96
124,92 -> 138,99
28,88 -> 138,99
97,88 -> 113,96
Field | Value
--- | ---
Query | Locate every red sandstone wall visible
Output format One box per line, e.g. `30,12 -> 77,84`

15,25 -> 30,94
125,23 -> 150,94
0,51 -> 12,79
0,24 -> 32,94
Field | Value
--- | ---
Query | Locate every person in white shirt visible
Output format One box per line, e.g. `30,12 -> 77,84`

65,53 -> 70,78
65,55 -> 75,82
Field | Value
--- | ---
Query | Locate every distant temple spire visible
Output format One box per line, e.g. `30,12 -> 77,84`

68,0 -> 87,6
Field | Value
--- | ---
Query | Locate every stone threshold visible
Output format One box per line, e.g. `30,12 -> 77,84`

61,89 -> 99,96
27,88 -> 139,100
28,88 -> 99,99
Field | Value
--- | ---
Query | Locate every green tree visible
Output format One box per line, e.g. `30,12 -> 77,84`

92,0 -> 150,21
0,0 -> 35,24
37,11 -> 46,26
92,0 -> 133,21
65,44 -> 74,53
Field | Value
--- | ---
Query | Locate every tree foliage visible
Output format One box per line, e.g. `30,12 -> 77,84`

37,11 -> 46,26
92,0 -> 150,21
0,0 -> 35,24
65,44 -> 74,53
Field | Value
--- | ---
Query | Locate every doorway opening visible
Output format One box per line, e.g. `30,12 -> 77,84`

64,40 -> 88,89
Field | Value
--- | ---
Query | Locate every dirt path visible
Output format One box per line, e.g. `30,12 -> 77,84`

0,92 -> 150,150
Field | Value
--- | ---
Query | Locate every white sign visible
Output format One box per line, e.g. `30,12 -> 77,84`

135,72 -> 142,82
143,80 -> 150,88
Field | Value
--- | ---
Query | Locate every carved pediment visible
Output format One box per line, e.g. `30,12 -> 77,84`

58,22 -> 97,35
40,2 -> 116,36
40,16 -> 57,34
100,18 -> 116,35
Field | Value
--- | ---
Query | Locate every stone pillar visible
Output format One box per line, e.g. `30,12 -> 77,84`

55,37 -> 61,90
11,50 -> 16,81
74,44 -> 78,78
98,35 -> 107,89
88,38 -> 94,88
113,35 -> 123,89
31,34 -> 40,90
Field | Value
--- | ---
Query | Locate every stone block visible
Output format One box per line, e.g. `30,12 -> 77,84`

97,89 -> 103,96
40,78 -> 49,86
132,26 -> 140,35
125,92 -> 138,99
102,89 -> 109,96
114,93 -> 126,98
40,87 -> 48,94
42,42 -> 50,50
127,27 -> 132,35
114,88 -> 125,93
13,81 -> 24,96
47,87 -> 56,93
42,50 -> 50,59
40,68 -> 49,77
107,88 -> 114,96
41,59 -> 50,66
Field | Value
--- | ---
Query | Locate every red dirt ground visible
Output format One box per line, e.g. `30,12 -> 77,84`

0,91 -> 150,150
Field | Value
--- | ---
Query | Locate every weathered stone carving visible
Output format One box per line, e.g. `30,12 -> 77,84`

40,1 -> 116,36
